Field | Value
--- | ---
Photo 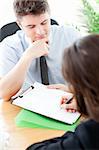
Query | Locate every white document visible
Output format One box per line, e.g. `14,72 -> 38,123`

12,82 -> 80,124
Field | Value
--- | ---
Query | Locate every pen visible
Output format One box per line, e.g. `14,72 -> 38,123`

65,96 -> 74,104
60,96 -> 74,109
61,95 -> 74,105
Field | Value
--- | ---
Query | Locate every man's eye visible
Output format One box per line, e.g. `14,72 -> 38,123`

29,27 -> 34,29
41,21 -> 47,25
28,26 -> 35,29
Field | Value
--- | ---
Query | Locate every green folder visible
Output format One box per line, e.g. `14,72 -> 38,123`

15,109 -> 80,131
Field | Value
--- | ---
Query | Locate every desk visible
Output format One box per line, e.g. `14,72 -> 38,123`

0,100 -> 65,150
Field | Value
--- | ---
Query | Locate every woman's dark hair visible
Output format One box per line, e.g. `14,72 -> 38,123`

13,0 -> 50,19
62,34 -> 99,122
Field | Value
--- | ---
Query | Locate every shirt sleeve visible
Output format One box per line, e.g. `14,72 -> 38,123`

0,35 -> 23,77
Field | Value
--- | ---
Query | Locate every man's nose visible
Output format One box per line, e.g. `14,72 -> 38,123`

35,26 -> 45,35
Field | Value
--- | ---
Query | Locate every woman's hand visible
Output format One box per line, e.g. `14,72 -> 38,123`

47,84 -> 77,113
60,96 -> 77,113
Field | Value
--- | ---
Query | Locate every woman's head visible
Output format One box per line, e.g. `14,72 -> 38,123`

62,34 -> 99,121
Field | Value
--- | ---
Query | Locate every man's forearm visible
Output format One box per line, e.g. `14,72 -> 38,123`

0,55 -> 32,101
0,40 -> 49,101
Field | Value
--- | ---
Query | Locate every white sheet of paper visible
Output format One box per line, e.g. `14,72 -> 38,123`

12,82 -> 80,124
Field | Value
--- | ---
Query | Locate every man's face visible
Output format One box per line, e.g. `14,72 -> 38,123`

18,12 -> 50,42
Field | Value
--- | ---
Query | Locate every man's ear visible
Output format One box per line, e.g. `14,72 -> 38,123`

16,20 -> 22,29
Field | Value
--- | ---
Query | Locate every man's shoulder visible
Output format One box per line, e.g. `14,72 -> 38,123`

51,25 -> 80,36
50,25 -> 81,46
0,30 -> 27,54
1,30 -> 25,45
51,24 -> 76,31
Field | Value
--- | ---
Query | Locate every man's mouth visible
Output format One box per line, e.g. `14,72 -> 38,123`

35,35 -> 46,40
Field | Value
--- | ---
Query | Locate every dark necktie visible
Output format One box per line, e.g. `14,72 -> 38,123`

40,56 -> 49,85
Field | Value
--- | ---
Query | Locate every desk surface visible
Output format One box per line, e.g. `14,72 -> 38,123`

0,100 -> 65,150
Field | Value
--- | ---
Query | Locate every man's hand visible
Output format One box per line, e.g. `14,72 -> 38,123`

23,39 -> 49,60
47,84 -> 70,92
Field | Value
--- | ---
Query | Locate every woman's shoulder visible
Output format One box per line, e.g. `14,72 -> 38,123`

75,119 -> 99,148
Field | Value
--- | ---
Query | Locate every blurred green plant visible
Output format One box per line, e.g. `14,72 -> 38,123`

82,0 -> 99,33
96,0 -> 99,3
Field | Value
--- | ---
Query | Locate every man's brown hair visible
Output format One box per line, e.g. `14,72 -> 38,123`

62,34 -> 99,122
13,0 -> 50,19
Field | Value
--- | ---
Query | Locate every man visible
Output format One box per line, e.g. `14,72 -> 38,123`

0,0 -> 80,101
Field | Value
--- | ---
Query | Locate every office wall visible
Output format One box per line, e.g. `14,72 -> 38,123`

0,0 -> 15,28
